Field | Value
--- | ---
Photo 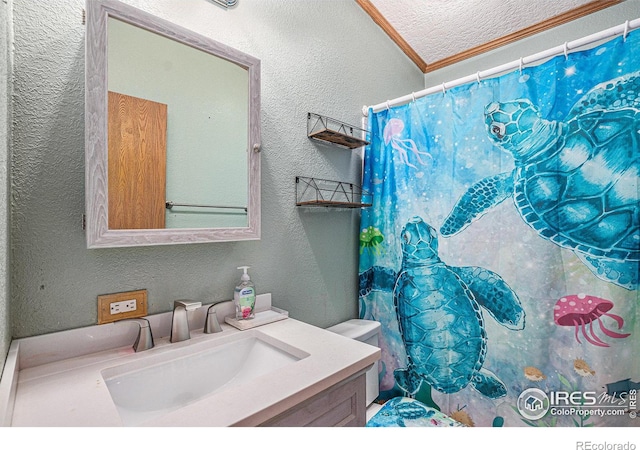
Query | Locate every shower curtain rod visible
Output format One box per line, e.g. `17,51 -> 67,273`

363,17 -> 640,116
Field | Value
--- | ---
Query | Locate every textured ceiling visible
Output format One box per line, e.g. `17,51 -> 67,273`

361,0 -> 621,72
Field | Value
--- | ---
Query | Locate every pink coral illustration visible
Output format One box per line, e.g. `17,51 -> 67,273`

554,293 -> 630,347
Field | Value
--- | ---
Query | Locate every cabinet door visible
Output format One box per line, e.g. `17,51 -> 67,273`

260,373 -> 366,427
108,91 -> 167,229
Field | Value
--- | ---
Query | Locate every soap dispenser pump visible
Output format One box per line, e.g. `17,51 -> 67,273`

234,266 -> 256,320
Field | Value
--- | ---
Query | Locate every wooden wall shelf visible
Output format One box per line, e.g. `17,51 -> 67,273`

295,177 -> 372,208
307,113 -> 370,149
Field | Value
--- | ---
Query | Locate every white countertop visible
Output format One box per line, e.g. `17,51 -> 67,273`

1,296 -> 380,427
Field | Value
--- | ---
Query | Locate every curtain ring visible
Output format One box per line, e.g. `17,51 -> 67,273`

476,71 -> 481,84
442,82 -> 447,96
385,101 -> 390,110
563,42 -> 569,59
411,92 -> 416,102
623,20 -> 629,41
519,57 -> 524,74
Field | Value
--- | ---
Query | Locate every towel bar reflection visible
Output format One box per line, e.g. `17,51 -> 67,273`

210,0 -> 238,8
165,201 -> 247,212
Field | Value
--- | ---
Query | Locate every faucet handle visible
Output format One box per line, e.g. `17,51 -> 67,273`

204,304 -> 223,334
170,300 -> 202,343
118,317 -> 154,352
174,300 -> 202,311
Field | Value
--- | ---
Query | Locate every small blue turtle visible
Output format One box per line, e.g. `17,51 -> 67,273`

440,72 -> 640,290
360,216 -> 525,399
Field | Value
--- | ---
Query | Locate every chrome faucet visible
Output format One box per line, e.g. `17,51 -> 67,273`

119,318 -> 154,352
204,304 -> 223,334
170,300 -> 202,343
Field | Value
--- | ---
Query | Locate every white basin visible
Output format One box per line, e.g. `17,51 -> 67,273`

6,307 -> 380,427
101,330 -> 308,426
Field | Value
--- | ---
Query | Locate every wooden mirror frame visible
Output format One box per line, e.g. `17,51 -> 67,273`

85,0 -> 261,248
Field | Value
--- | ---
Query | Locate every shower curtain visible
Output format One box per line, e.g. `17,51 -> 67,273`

359,30 -> 639,427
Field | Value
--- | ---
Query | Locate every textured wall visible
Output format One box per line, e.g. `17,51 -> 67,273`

1,0 -> 11,369
370,0 -> 596,65
423,1 -> 638,87
4,0 -> 636,372
10,0 -> 424,338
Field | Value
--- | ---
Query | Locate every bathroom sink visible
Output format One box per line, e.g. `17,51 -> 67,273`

101,331 -> 307,426
6,311 -> 380,427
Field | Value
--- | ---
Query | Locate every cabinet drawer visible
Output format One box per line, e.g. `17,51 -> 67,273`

260,373 -> 366,427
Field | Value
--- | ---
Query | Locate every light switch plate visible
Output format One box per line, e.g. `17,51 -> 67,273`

97,289 -> 148,324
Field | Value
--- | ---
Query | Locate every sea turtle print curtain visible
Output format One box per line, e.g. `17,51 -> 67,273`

358,30 -> 639,427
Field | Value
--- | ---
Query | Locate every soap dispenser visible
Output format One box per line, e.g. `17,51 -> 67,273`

234,266 -> 256,320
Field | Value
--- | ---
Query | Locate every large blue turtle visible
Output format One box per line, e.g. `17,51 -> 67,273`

359,216 -> 525,399
440,72 -> 640,290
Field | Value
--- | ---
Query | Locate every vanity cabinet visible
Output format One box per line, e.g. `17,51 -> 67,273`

259,372 -> 366,427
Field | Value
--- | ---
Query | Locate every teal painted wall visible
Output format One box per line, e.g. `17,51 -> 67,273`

0,0 -> 11,374
8,0 -> 424,342
2,0 -> 636,376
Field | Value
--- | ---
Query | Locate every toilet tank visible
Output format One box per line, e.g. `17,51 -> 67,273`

327,319 -> 380,406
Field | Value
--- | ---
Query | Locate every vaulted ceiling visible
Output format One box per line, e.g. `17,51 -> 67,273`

357,0 -> 622,73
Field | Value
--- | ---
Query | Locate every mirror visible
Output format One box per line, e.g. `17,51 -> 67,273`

85,0 -> 261,248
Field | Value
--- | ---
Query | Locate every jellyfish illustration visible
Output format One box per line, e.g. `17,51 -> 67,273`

359,226 -> 384,254
553,293 -> 630,347
382,118 -> 432,169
